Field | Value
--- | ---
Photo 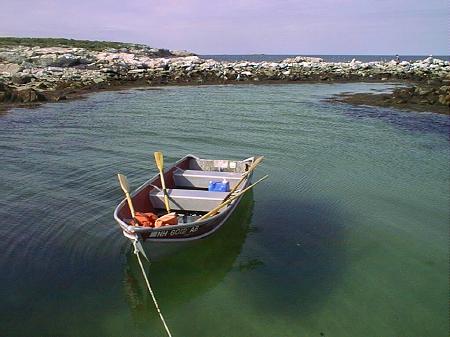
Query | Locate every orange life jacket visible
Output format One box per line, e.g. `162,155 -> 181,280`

154,212 -> 178,228
133,212 -> 158,227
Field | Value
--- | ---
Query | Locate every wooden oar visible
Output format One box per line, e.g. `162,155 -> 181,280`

117,173 -> 136,219
154,151 -> 171,213
228,156 -> 264,196
198,174 -> 268,221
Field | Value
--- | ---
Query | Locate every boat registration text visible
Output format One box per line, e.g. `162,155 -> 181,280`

149,225 -> 200,238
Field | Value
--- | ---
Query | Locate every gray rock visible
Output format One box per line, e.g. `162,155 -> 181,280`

11,73 -> 33,84
128,69 -> 146,73
438,85 -> 450,94
170,50 -> 197,57
0,63 -> 22,74
415,87 -> 433,96
14,86 -> 46,103
283,56 -> 324,63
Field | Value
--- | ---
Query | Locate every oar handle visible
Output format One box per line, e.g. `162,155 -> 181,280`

228,156 -> 264,196
154,151 -> 171,213
161,179 -> 171,213
124,191 -> 136,219
198,175 -> 268,221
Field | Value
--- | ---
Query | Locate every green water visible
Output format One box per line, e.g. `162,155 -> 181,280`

0,83 -> 448,337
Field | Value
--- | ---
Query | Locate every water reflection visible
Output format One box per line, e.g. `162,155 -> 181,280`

239,197 -> 349,319
123,192 -> 257,326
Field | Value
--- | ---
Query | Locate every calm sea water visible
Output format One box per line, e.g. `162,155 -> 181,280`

0,83 -> 448,337
202,54 -> 450,62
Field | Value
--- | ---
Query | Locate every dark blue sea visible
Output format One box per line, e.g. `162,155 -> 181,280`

201,54 -> 450,62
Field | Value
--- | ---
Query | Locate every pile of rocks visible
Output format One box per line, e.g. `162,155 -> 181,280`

0,45 -> 197,102
0,45 -> 449,111
391,83 -> 450,106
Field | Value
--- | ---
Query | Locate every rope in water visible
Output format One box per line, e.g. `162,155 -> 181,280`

133,241 -> 173,337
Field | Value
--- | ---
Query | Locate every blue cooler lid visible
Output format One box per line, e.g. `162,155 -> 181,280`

208,180 -> 230,192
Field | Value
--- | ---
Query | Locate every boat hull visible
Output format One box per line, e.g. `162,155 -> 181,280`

114,154 -> 254,243
138,190 -> 244,242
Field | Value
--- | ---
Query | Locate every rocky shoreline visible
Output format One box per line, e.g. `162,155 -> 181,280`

330,83 -> 450,115
0,44 -> 449,114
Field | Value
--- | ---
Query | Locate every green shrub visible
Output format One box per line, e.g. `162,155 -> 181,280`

0,37 -> 148,51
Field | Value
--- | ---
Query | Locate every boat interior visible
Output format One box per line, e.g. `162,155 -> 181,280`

118,156 -> 250,224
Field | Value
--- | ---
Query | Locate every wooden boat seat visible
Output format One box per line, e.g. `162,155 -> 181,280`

173,169 -> 242,189
149,188 -> 229,212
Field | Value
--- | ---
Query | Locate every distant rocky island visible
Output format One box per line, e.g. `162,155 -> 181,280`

0,37 -> 448,114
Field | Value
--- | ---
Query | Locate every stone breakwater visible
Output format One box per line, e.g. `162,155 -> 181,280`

0,46 -> 449,112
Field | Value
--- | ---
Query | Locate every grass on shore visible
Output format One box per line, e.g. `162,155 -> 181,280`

0,37 -> 147,51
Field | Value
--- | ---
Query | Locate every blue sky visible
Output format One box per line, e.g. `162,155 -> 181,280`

0,0 -> 448,54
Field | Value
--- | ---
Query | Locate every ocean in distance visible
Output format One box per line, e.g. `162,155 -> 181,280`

0,83 -> 448,337
202,54 -> 450,62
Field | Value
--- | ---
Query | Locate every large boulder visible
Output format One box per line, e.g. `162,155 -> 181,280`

0,63 -> 22,74
0,50 -> 28,64
11,72 -> 34,84
33,54 -> 90,67
14,86 -> 46,103
170,50 -> 197,57
283,56 -> 324,63
438,85 -> 450,106
0,82 -> 14,102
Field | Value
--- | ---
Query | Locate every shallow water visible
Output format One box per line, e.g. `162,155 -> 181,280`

0,83 -> 448,337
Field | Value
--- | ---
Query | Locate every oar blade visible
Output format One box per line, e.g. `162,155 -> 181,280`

117,173 -> 136,218
229,155 -> 265,195
117,173 -> 130,193
252,155 -> 264,167
154,151 -> 164,171
245,156 -> 264,174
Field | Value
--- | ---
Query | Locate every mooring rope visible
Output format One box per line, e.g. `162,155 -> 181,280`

133,241 -> 173,337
